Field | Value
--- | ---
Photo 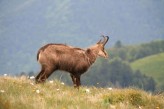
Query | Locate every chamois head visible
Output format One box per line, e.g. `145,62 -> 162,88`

89,35 -> 109,58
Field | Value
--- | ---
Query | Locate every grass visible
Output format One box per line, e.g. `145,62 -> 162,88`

0,76 -> 164,109
131,52 -> 164,89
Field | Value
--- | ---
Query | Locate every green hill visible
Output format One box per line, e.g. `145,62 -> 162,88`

131,52 -> 164,89
0,76 -> 164,109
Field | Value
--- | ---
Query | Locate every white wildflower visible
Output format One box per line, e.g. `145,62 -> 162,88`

56,89 -> 60,91
49,80 -> 54,84
0,90 -> 5,93
30,83 -> 34,86
139,106 -> 142,109
29,76 -> 35,80
110,105 -> 116,109
61,82 -> 65,85
107,87 -> 113,90
85,89 -> 90,93
36,90 -> 40,94
4,74 -> 7,77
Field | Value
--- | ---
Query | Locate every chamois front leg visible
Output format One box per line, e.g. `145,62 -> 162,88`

70,74 -> 81,89
75,75 -> 81,89
70,74 -> 76,87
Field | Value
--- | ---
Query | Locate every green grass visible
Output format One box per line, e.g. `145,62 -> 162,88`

131,52 -> 164,89
0,76 -> 164,109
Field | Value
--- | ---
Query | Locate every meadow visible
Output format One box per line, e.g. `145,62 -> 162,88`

0,76 -> 164,109
131,52 -> 164,89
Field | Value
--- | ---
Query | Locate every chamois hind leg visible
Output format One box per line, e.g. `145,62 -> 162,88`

35,66 -> 45,83
44,67 -> 56,79
36,66 -> 54,83
39,67 -> 55,83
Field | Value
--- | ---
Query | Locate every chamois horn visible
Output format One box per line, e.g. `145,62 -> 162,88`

99,35 -> 109,45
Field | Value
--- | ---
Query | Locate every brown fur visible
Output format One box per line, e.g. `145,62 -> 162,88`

35,36 -> 109,88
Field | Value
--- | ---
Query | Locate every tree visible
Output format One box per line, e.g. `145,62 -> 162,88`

107,58 -> 133,87
132,70 -> 156,91
114,40 -> 122,48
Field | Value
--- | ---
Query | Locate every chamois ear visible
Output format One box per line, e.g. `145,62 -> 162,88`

86,49 -> 91,54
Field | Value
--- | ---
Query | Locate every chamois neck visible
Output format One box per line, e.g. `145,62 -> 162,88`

85,48 -> 97,65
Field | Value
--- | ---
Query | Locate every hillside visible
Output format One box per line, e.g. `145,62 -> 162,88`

131,52 -> 164,89
0,76 -> 164,109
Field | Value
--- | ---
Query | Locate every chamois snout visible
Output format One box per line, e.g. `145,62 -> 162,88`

97,47 -> 108,58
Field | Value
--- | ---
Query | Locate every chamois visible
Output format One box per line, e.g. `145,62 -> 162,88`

35,35 -> 109,88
